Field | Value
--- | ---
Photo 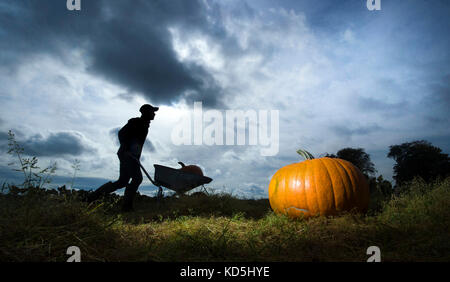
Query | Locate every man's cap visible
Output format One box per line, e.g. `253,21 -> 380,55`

140,104 -> 159,114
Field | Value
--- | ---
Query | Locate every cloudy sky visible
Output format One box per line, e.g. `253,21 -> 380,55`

0,0 -> 449,198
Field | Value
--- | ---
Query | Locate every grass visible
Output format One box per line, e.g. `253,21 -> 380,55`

0,178 -> 449,262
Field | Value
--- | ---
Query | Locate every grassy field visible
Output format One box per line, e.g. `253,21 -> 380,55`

0,178 -> 449,262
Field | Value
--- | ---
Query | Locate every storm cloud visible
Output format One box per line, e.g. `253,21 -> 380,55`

330,124 -> 383,137
24,131 -> 94,157
0,0 -> 230,107
0,130 -> 94,157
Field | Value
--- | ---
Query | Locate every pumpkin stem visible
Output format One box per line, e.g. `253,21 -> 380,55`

178,161 -> 186,168
296,149 -> 315,160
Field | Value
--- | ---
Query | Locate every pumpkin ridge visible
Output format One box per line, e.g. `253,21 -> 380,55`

325,158 -> 350,211
285,165 -> 298,217
311,160 -> 323,215
271,171 -> 282,212
334,159 -> 355,206
343,161 -> 358,207
340,159 -> 368,211
284,166 -> 295,212
288,164 -> 300,214
274,177 -> 279,195
282,167 -> 290,213
304,161 -> 316,215
320,159 -> 335,214
320,158 -> 338,213
298,162 -> 309,216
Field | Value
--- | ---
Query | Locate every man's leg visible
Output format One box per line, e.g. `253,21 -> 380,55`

87,181 -> 116,202
88,154 -> 130,202
122,158 -> 143,212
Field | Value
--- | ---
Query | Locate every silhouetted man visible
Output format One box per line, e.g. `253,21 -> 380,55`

88,104 -> 158,212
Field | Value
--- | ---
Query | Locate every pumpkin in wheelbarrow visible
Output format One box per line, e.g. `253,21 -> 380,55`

178,162 -> 204,176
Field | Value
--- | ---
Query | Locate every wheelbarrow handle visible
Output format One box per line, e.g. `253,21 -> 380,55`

126,153 -> 158,186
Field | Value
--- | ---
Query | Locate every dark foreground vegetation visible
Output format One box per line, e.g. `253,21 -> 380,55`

1,130 -> 448,261
0,177 -> 449,262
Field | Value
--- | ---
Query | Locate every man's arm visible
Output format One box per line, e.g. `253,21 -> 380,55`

118,119 -> 137,150
118,118 -> 143,157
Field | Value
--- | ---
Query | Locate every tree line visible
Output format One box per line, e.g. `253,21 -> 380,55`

325,140 -> 450,196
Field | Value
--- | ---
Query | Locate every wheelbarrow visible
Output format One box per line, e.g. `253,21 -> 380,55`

129,155 -> 213,198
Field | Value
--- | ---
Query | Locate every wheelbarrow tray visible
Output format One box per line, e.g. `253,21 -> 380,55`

153,164 -> 212,194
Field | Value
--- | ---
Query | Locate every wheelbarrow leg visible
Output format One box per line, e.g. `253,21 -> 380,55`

201,185 -> 210,196
157,186 -> 163,200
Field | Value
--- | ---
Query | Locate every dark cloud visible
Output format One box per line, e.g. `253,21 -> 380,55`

0,0 -> 231,107
330,124 -> 382,137
0,129 -> 27,153
0,164 -> 106,189
22,132 -> 95,157
0,131 -> 9,153
418,74 -> 450,129
0,128 -> 94,157
422,134 -> 450,154
426,74 -> 450,109
116,92 -> 136,102
356,96 -> 407,115
109,127 -> 120,146
144,140 -> 156,153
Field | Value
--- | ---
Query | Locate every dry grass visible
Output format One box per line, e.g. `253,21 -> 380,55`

0,178 -> 449,262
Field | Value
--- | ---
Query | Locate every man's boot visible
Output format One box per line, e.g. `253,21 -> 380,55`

122,185 -> 136,212
87,181 -> 116,202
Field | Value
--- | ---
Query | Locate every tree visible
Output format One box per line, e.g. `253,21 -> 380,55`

370,175 -> 393,196
387,140 -> 450,185
329,148 -> 376,177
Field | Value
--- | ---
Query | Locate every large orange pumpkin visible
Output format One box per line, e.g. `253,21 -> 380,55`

178,162 -> 204,176
268,150 -> 369,218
